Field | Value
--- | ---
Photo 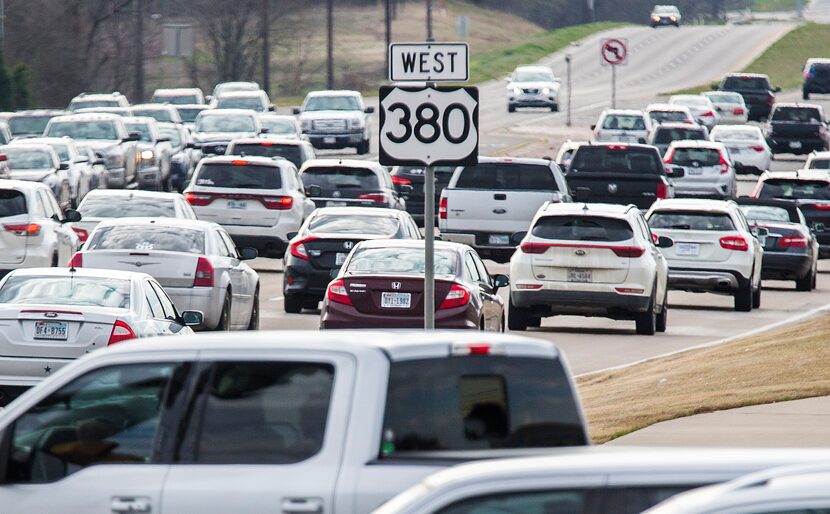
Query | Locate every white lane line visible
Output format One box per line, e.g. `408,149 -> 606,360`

269,296 -> 284,302
576,300 -> 830,379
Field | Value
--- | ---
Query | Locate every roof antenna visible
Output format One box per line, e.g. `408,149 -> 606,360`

582,203 -> 589,213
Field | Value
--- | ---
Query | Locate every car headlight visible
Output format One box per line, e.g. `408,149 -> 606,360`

652,15 -> 660,21
301,119 -> 311,131
105,152 -> 125,168
542,87 -> 551,95
513,87 -> 522,95
349,118 -> 365,130
141,149 -> 155,160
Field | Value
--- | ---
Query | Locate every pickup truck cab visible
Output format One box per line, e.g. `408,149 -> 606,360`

439,157 -> 570,263
717,73 -> 780,122
764,102 -> 829,155
0,331 -> 588,514
294,90 -> 374,154
567,143 -> 674,209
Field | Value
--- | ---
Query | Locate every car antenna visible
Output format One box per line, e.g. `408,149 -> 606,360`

582,203 -> 589,213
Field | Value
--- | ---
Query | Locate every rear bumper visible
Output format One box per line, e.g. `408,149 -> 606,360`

673,181 -> 733,199
803,81 -> 830,94
767,136 -> 826,154
320,301 -> 476,329
167,286 -> 223,330
0,355 -> 75,387
511,289 -> 652,316
761,252 -> 813,280
222,224 -> 292,258
284,262 -> 333,301
668,268 -> 749,292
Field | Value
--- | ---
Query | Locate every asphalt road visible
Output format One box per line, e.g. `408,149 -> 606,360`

260,23 -> 830,377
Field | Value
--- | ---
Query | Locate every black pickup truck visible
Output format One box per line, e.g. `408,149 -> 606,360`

566,144 -> 675,209
765,103 -> 829,155
718,73 -> 780,121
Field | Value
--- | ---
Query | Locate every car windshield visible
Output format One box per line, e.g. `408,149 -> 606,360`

159,127 -> 182,146
176,107 -> 206,123
570,146 -> 663,173
260,118 -> 297,135
304,96 -> 361,111
722,76 -> 770,90
195,163 -> 281,189
133,109 -> 174,122
455,163 -> 559,191
808,159 -> 830,170
153,94 -> 198,105
87,226 -> 205,253
4,148 -> 53,169
513,71 -> 554,82
8,116 -> 54,136
601,114 -> 646,130
302,167 -> 378,190
47,144 -> 70,162
711,128 -> 761,141
215,97 -> 265,111
0,190 -> 26,218
230,143 -> 303,168
124,122 -> 152,142
0,276 -> 131,309
79,195 -> 176,218
346,247 -> 457,275
649,211 -> 735,231
195,115 -> 255,133
669,147 -> 722,166
649,110 -> 689,123
653,128 -> 707,144
739,205 -> 793,223
771,107 -> 822,123
309,214 -> 399,236
69,99 -> 119,110
759,179 -> 830,200
46,121 -> 119,140
654,6 -> 678,13
532,216 -> 634,241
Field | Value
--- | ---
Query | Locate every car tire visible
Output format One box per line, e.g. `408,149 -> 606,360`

508,104 -> 516,113
752,285 -> 761,309
508,299 -> 528,331
284,294 -> 303,314
635,295 -> 657,336
656,292 -> 668,333
356,139 -> 370,155
812,267 -> 818,290
247,286 -> 260,330
215,291 -> 231,331
500,314 -> 506,333
527,316 -> 542,328
734,281 -> 753,312
51,253 -> 58,268
550,103 -> 559,112
303,298 -> 320,310
796,270 -> 813,292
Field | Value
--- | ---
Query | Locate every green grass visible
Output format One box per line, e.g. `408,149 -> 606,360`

750,0 -> 799,12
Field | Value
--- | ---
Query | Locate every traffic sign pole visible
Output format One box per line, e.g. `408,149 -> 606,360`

612,65 -> 616,109
424,162 -> 435,330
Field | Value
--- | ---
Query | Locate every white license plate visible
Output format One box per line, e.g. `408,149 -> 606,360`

335,253 -> 347,265
687,168 -> 703,175
227,200 -> 247,209
381,292 -> 411,309
567,269 -> 592,283
324,136 -> 336,144
728,147 -> 741,154
326,201 -> 347,207
34,321 -> 68,340
489,234 -> 510,245
675,242 -> 700,256
790,141 -> 802,149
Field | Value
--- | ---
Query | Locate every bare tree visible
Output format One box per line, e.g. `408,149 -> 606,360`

190,0 -> 263,84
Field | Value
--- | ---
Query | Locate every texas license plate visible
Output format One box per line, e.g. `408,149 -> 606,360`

335,253 -> 347,265
790,141 -> 802,149
34,321 -> 68,340
326,201 -> 347,207
687,168 -> 703,175
489,234 -> 510,245
324,136 -> 336,144
227,200 -> 247,209
381,292 -> 411,309
567,269 -> 592,283
675,242 -> 700,256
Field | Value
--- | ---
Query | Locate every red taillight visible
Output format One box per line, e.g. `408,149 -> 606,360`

701,110 -> 715,118
779,236 -> 808,248
439,196 -> 447,219
607,144 -> 629,150
805,70 -> 813,79
751,145 -> 764,152
289,236 -> 317,260
467,344 -> 491,355
193,257 -> 214,287
260,141 -> 273,146
812,203 -> 830,211
108,320 -> 135,345
184,192 -> 213,206
720,235 -> 748,251
515,283 -> 543,290
520,242 -> 548,254
767,92 -> 775,106
733,107 -> 745,115
327,279 -> 352,305
359,193 -> 387,206
262,196 -> 293,210
231,159 -> 249,165
611,246 -> 645,258
656,181 -> 668,199
615,287 -> 645,294
439,283 -> 470,309
718,153 -> 730,174
652,233 -> 659,244
68,252 -> 83,267
4,223 -> 41,236
392,175 -> 412,186
72,227 -> 89,242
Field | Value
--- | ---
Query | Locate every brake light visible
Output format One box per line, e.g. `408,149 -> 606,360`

327,279 -> 352,305
718,153 -> 730,174
779,236 -> 808,248
72,227 -> 89,242
289,236 -> 317,260
259,141 -> 273,146
359,193 -> 387,206
805,69 -> 813,79
184,192 -> 213,206
812,203 -> 830,211
262,196 -> 293,210
720,235 -> 748,251
392,175 -> 412,186
4,223 -> 41,236
108,320 -> 135,345
520,242 -> 548,254
68,252 -> 83,267
611,246 -> 645,258
701,111 -> 715,118
751,145 -> 765,152
615,287 -> 645,294
193,257 -> 214,287
656,180 -> 669,199
439,283 -> 470,309
767,91 -> 775,106
607,145 -> 629,150
733,107 -> 745,115
439,196 -> 448,219
515,283 -> 543,290
231,159 -> 249,165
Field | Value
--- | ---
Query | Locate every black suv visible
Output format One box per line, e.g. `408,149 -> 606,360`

390,165 -> 456,226
717,73 -> 780,121
802,58 -> 830,100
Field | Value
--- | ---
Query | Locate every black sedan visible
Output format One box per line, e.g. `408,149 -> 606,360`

390,165 -> 456,226
283,206 -> 421,313
737,198 -> 818,291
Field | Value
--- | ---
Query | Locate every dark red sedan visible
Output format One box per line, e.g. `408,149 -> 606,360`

320,240 -> 508,330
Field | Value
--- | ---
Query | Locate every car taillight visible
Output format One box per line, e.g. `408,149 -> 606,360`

701,110 -> 715,118
607,145 -> 629,150
391,175 -> 412,186
720,235 -> 748,251
718,153 -> 730,174
262,196 -> 293,210
108,320 -> 135,345
193,257 -> 214,287
289,236 -> 317,260
359,193 -> 387,206
520,242 -> 548,254
72,227 -> 89,242
779,236 -> 808,248
664,148 -> 675,164
751,145 -> 764,152
611,246 -> 645,258
4,223 -> 41,236
656,180 -> 669,199
733,107 -> 745,115
68,252 -> 83,267
805,69 -> 813,79
439,196 -> 447,219
327,279 -> 352,305
812,203 -> 830,211
439,283 -> 470,309
184,192 -> 213,206
767,91 -> 775,106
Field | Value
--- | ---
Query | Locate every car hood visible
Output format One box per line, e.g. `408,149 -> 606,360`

10,169 -> 55,181
80,140 -> 123,154
193,132 -> 257,143
508,81 -> 559,91
298,110 -> 364,122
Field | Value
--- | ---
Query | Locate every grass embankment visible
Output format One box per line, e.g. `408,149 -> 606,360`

578,312 -> 830,444
666,22 -> 829,95
751,0 -> 800,12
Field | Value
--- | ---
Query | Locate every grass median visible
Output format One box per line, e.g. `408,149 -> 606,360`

578,311 -> 830,444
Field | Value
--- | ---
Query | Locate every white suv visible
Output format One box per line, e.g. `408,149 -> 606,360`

509,203 -> 671,335
184,155 -> 314,258
591,109 -> 652,144
663,140 -> 737,199
646,199 -> 763,311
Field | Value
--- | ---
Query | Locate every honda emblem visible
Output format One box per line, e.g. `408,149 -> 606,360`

391,281 -> 402,290
608,183 -> 618,194
332,191 -> 341,198
343,241 -> 353,250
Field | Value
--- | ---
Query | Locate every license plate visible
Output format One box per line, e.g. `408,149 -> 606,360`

675,242 -> 700,256
34,321 -> 68,340
728,147 -> 741,154
567,269 -> 592,283
488,234 -> 510,245
790,141 -> 802,149
326,201 -> 347,207
381,292 -> 411,309
687,168 -> 703,175
335,253 -> 347,265
324,136 -> 336,144
227,200 -> 247,209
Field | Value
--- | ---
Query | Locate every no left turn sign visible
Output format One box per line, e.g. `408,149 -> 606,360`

600,38 -> 628,66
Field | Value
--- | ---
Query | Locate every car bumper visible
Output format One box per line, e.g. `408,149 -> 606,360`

511,289 -> 652,316
803,82 -> 830,94
106,167 -> 129,188
768,137 -> 827,154
509,96 -> 556,107
223,224 -> 291,257
673,181 -> 733,199
667,268 -> 749,292
137,165 -> 162,188
761,251 -> 813,280
0,356 -> 74,387
307,131 -> 364,148
167,286 -> 223,330
284,263 -> 334,301
320,301 -> 476,329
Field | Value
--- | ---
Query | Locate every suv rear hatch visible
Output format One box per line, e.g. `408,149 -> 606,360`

0,189 -> 29,266
665,146 -> 728,187
301,166 -> 385,208
648,210 -> 739,263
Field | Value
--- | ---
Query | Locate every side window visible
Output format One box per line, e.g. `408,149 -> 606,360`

184,361 -> 334,464
37,191 -> 55,218
150,282 -> 178,320
5,363 -> 183,483
46,191 -> 63,220
472,254 -> 492,287
32,192 -> 48,218
435,489 -> 603,514
464,253 -> 481,283
636,215 -> 653,243
218,231 -> 239,259
214,231 -> 233,258
145,282 -> 164,319
734,209 -> 750,232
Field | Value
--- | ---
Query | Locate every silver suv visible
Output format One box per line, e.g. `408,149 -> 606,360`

506,65 -> 560,112
67,92 -> 130,112
293,90 -> 374,154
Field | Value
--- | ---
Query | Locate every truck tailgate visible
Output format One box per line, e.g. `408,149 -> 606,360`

568,172 -> 664,209
442,189 -> 561,233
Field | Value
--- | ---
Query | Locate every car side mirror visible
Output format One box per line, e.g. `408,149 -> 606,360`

774,86 -> 782,93
710,82 -> 719,90
399,184 -> 413,196
656,235 -> 674,248
268,104 -> 276,112
93,158 -> 105,166
239,247 -> 258,260
590,124 -> 596,130
156,136 -> 171,143
63,209 -> 82,223
180,310 -> 204,326
122,133 -> 140,142
292,107 -> 301,115
305,185 -> 322,197
205,95 -> 213,102
286,231 -> 298,240
752,227 -> 769,238
492,274 -> 510,289
259,128 -> 270,134
58,162 -> 70,171
364,106 -> 375,114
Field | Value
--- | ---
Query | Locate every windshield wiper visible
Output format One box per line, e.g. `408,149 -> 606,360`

669,224 -> 691,230
335,184 -> 363,188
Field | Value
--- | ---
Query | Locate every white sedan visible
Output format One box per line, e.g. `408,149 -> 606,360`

71,217 -> 260,330
669,94 -> 720,129
709,124 -> 772,175
0,267 -> 199,400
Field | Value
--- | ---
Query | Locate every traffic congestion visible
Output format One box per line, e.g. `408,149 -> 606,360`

0,2 -> 829,512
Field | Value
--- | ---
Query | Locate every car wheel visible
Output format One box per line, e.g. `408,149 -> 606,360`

51,253 -> 58,268
215,291 -> 231,331
284,294 -> 303,314
508,104 -> 516,113
507,298 -> 528,331
656,292 -> 668,333
500,314 -> 505,333
752,285 -> 761,309
527,316 -> 542,328
550,103 -> 559,112
247,286 -> 260,330
796,271 -> 813,292
479,317 -> 486,331
734,281 -> 753,312
356,139 -> 370,155
635,294 -> 657,336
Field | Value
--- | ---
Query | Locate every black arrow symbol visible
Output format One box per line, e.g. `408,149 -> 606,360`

604,43 -> 622,60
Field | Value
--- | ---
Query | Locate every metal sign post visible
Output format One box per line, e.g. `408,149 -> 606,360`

600,38 -> 628,110
565,54 -> 572,127
424,160 -> 435,329
612,65 -> 616,109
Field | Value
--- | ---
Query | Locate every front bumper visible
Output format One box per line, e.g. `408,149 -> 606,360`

668,268 -> 749,293
511,289 -> 651,317
761,251 -> 813,280
307,131 -> 364,149
137,165 -> 162,188
320,301 -> 476,329
106,167 -> 128,188
508,95 -> 557,108
167,286 -> 222,330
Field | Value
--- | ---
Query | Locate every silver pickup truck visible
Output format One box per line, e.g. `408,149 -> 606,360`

294,90 -> 374,154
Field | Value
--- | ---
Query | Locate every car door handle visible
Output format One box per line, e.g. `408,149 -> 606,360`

493,208 -> 506,214
282,498 -> 324,514
111,497 -> 152,513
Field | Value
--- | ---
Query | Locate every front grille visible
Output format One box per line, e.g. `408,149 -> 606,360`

522,88 -> 539,95
201,143 -> 228,155
312,119 -> 348,132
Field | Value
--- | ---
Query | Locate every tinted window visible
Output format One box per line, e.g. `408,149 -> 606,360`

133,109 -> 173,122
601,114 -> 646,130
155,94 -> 199,105
0,190 -> 26,217
195,163 -> 281,189
670,148 -> 721,166
649,211 -> 735,231
6,363 -> 181,483
771,107 -> 822,123
8,116 -> 54,136
570,147 -> 663,173
215,97 -> 265,111
304,96 -> 360,111
4,148 -> 54,169
301,166 -> 379,190
69,99 -> 119,110
176,107 -> 206,123
195,115 -> 255,133
309,214 -> 400,236
192,361 -> 334,464
347,247 -> 457,275
159,127 -> 182,146
381,357 -> 586,455
259,117 -> 298,135
532,216 -> 634,241
231,143 -> 303,168
722,76 -> 770,90
87,225 -> 205,253
0,276 -> 131,308
79,195 -> 176,218
649,111 -> 689,123
739,205 -> 794,223
759,179 -> 830,200
455,163 -> 558,191
124,122 -> 152,142
809,158 -> 830,170
46,121 -> 119,140
653,128 -> 707,144
705,93 -> 742,104
710,128 -> 761,141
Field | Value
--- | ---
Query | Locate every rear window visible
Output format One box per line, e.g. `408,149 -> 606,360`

133,109 -> 173,122
4,148 -> 54,169
230,143 -> 303,168
653,128 -> 707,144
215,97 -> 264,111
669,148 -> 721,166
722,76 -> 770,90
87,225 -> 205,253
649,110 -> 688,123
309,214 -> 399,236
302,167 -> 379,190
346,247 -> 457,275
759,179 -> 830,200
771,107 -> 822,123
195,163 -> 281,189
0,276 -> 131,308
570,146 -> 663,174
710,128 -> 760,141
79,195 -> 176,218
705,93 -> 742,104
649,211 -> 735,231
9,116 -> 53,136
0,190 -> 26,217
154,94 -> 198,105
601,115 -> 646,130
176,107 -> 205,123
454,163 -> 558,191
808,158 -> 830,170
380,356 -> 586,455
532,216 -> 633,242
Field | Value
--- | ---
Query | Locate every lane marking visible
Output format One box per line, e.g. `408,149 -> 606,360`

269,296 -> 284,302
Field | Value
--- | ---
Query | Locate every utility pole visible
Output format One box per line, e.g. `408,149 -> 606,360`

565,54 -> 572,127
385,0 -> 392,74
134,0 -> 145,103
262,0 -> 270,96
426,0 -> 433,42
327,0 -> 334,89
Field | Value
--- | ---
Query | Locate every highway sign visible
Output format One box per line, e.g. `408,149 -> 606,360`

600,38 -> 628,66
379,86 -> 479,166
389,43 -> 469,82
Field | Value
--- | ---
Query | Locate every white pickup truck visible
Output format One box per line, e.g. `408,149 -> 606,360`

439,157 -> 571,263
0,331 -> 588,514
